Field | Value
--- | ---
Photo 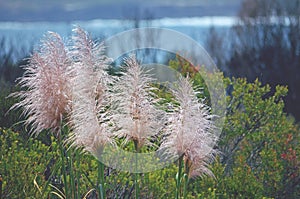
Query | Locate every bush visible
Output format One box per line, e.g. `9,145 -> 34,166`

0,57 -> 299,198
0,128 -> 52,198
218,78 -> 300,198
169,57 -> 300,198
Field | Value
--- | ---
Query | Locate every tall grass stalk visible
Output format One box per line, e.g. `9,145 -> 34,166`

134,172 -> 140,199
56,136 -> 81,198
97,161 -> 105,199
57,133 -> 69,198
183,173 -> 189,199
76,151 -> 81,198
160,75 -> 218,199
112,55 -> 164,198
134,140 -> 140,199
69,26 -> 114,198
176,155 -> 183,199
68,150 -> 76,198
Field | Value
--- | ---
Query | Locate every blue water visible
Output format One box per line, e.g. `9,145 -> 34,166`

0,17 -> 235,61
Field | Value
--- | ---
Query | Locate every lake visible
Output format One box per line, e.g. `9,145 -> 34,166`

0,16 -> 236,62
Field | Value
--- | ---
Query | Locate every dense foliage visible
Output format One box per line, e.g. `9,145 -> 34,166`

0,56 -> 299,198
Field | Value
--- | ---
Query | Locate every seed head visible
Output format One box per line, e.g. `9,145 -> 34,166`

160,75 -> 218,178
112,55 -> 164,150
11,32 -> 71,136
68,27 -> 114,155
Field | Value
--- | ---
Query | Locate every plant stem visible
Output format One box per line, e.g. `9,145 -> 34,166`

76,151 -> 80,198
97,161 -> 105,199
134,140 -> 140,199
183,160 -> 191,199
58,134 -> 68,198
183,174 -> 189,199
176,155 -> 184,199
68,150 -> 76,199
135,172 -> 140,199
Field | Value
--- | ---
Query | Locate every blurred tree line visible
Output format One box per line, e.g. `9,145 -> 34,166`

206,0 -> 300,122
0,38 -> 26,85
0,38 -> 27,132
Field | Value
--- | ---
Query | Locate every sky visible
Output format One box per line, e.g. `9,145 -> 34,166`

1,0 -> 243,9
0,0 -> 243,21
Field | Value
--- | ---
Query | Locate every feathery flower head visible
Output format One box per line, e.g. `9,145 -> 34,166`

160,75 -> 218,178
112,55 -> 164,150
12,32 -> 71,136
68,27 -> 114,155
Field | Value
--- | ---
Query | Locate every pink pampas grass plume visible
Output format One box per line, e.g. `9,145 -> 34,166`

160,75 -> 218,178
68,27 -> 114,155
112,55 -> 164,150
11,32 -> 71,136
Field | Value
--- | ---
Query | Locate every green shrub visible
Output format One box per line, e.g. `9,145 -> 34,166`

218,78 -> 300,198
168,58 -> 300,198
1,56 -> 299,198
0,128 -> 52,198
